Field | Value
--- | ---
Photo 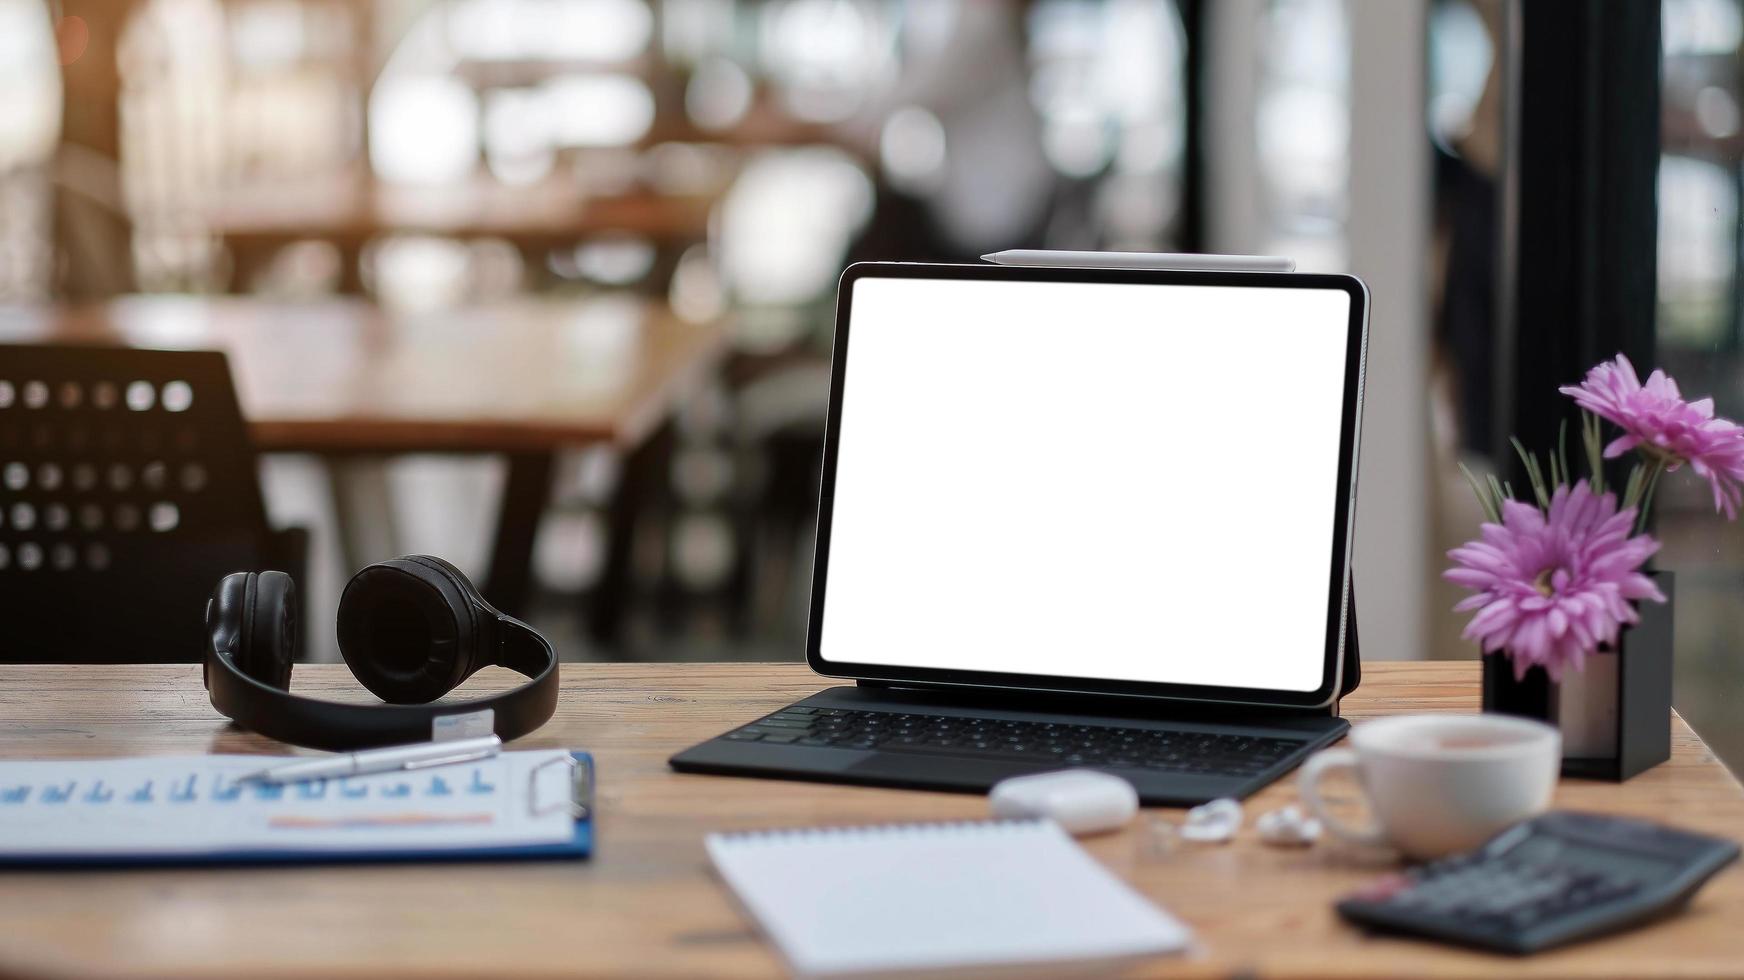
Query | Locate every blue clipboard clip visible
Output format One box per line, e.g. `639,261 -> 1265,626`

532,753 -> 593,822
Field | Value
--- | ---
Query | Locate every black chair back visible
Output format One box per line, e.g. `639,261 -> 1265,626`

0,345 -> 303,662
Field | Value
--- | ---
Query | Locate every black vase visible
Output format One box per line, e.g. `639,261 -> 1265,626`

1480,572 -> 1674,781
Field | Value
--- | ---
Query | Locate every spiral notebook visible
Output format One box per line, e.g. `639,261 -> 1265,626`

0,750 -> 592,866
706,819 -> 1189,977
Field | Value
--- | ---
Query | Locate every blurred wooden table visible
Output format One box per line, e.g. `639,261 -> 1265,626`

0,296 -> 727,618
206,173 -> 718,292
0,661 -> 1739,978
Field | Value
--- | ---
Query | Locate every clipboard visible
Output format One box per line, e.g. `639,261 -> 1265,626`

0,751 -> 594,869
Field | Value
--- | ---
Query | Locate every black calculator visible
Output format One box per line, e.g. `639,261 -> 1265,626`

1336,811 -> 1739,954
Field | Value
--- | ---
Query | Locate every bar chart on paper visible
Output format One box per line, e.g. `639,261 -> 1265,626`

0,751 -> 589,863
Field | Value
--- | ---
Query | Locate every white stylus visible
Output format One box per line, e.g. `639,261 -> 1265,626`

236,735 -> 503,785
980,249 -> 1296,273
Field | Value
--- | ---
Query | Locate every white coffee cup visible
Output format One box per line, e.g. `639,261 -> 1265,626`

1297,713 -> 1560,860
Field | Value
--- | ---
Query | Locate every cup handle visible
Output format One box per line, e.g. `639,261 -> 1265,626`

1297,748 -> 1388,846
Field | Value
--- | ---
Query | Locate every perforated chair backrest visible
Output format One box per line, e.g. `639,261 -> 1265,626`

0,345 -> 277,662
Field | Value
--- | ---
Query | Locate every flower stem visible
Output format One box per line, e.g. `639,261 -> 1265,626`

1633,457 -> 1666,534
1582,410 -> 1606,494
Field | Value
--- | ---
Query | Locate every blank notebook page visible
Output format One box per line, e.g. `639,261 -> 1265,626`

706,820 -> 1190,977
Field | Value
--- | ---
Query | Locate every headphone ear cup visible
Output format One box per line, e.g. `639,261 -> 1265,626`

337,557 -> 482,704
242,571 -> 298,691
205,571 -> 252,691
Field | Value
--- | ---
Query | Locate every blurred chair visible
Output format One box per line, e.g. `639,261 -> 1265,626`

0,345 -> 306,662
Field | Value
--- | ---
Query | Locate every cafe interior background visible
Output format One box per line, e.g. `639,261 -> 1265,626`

2,0 -> 1740,770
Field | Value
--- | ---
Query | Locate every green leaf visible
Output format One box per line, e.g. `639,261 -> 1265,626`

1459,462 -> 1501,523
1510,437 -> 1551,511
1582,410 -> 1606,494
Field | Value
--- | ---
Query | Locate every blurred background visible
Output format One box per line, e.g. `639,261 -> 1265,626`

0,0 -> 1739,770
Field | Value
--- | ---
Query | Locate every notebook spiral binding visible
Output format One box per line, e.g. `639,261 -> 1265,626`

711,819 -> 1051,846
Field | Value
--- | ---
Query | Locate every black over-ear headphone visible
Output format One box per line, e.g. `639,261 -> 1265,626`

203,555 -> 558,750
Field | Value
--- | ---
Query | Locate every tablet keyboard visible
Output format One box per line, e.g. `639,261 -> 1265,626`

724,707 -> 1302,777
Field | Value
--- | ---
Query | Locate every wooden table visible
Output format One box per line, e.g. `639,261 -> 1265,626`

0,662 -> 1739,978
207,173 -> 719,293
0,296 -> 728,620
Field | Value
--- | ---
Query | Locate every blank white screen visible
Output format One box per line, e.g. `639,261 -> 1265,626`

818,276 -> 1354,694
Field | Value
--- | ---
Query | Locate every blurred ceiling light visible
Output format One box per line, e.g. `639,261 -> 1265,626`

669,245 -> 727,324
1663,0 -> 1743,54
448,0 -> 652,62
1427,0 -> 1492,148
229,0 -> 305,70
1695,85 -> 1742,139
719,147 -> 873,310
483,87 -> 556,184
567,237 -> 657,284
1043,113 -> 1114,178
1257,87 -> 1348,204
543,0 -> 652,61
369,76 -> 480,185
544,73 -> 655,146
1027,1 -> 1183,181
1027,0 -> 1099,61
879,105 -> 947,193
1256,0 -> 1349,229
685,57 -> 754,130
0,0 -> 62,167
662,0 -> 736,67
761,0 -> 888,122
1094,0 -> 1183,123
368,236 -> 473,312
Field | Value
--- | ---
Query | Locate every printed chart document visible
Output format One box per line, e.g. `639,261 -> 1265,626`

0,750 -> 581,859
707,819 -> 1190,977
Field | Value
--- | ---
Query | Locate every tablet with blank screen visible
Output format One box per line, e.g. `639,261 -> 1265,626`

808,262 -> 1368,709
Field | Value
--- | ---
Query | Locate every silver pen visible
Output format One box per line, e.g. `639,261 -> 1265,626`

236,735 -> 503,785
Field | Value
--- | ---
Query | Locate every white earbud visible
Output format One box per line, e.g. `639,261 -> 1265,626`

1257,804 -> 1322,846
1179,797 -> 1243,843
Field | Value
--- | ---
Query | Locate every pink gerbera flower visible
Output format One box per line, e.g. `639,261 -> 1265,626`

1445,481 -> 1664,681
1559,354 -> 1744,518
